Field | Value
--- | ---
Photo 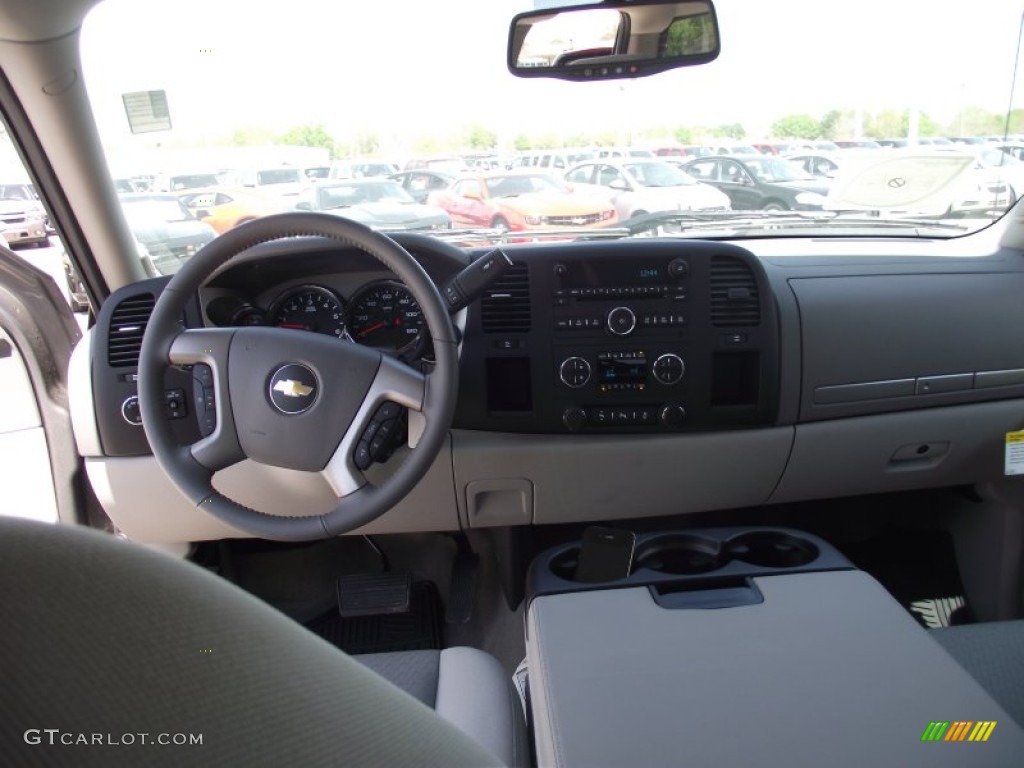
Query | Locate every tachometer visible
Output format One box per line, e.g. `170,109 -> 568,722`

347,281 -> 425,355
269,285 -> 346,339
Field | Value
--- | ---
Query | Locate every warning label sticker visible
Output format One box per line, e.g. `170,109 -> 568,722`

1007,431 -> 1024,476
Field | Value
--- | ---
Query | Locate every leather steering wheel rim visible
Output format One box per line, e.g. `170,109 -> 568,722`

138,212 -> 459,541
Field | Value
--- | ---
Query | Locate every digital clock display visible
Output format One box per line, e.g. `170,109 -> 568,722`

563,261 -> 666,287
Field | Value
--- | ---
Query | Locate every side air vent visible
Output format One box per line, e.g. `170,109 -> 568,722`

710,256 -> 760,327
480,262 -> 531,333
107,293 -> 155,367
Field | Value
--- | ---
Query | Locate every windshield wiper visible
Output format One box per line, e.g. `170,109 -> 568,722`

620,210 -> 978,237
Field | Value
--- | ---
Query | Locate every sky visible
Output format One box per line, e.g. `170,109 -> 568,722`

79,0 -> 1024,159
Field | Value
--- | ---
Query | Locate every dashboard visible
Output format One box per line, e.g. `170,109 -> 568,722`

72,232 -> 1024,543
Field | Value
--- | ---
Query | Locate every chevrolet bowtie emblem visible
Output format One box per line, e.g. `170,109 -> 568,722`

272,379 -> 314,398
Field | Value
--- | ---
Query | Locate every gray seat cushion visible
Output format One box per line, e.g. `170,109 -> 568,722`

355,647 -> 527,768
0,517 -> 503,767
932,620 -> 1024,727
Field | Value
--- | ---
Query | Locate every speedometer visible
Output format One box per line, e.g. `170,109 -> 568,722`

347,281 -> 425,355
269,285 -> 346,339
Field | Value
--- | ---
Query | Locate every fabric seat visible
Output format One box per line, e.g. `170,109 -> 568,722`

932,620 -> 1024,727
356,648 -> 525,767
0,517 -> 522,767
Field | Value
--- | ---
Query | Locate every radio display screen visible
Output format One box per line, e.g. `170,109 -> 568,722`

565,261 -> 666,287
598,358 -> 648,384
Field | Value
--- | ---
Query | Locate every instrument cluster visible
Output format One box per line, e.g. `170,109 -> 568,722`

204,280 -> 427,359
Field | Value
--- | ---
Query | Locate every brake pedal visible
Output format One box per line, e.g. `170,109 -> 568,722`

336,572 -> 412,618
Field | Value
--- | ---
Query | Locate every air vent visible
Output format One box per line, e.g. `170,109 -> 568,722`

107,293 -> 155,367
480,262 -> 531,333
710,256 -> 760,327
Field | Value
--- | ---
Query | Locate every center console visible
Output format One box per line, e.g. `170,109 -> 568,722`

454,241 -> 779,434
525,528 -> 1024,767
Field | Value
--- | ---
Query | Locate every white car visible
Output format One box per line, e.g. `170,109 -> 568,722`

565,158 -> 731,219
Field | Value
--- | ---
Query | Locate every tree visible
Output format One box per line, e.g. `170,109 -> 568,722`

464,124 -> 497,150
278,123 -> 336,155
818,109 -> 856,140
771,114 -> 820,140
229,126 -> 274,146
947,106 -> 1004,137
354,131 -> 380,156
710,123 -> 745,140
674,126 -> 695,145
513,134 -> 531,151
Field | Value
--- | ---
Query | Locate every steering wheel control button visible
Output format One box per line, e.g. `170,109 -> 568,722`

354,441 -> 373,471
607,306 -> 636,336
121,395 -> 142,426
560,356 -> 591,388
164,388 -> 188,419
652,354 -> 685,385
267,363 -> 319,415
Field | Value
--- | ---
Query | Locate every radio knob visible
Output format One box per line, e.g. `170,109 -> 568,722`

559,356 -> 591,388
668,258 -> 690,280
652,353 -> 685,385
659,404 -> 686,427
606,306 -> 636,336
562,406 -> 587,433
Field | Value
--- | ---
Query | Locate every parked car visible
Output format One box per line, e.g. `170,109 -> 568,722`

833,140 -> 882,149
785,151 -> 840,179
595,147 -> 656,159
118,193 -> 217,274
427,171 -> 617,231
403,156 -> 469,174
152,172 -> 222,193
512,149 -> 597,171
229,167 -> 309,198
654,144 -> 714,158
564,159 -> 731,219
388,170 -> 456,203
329,161 -> 401,180
295,179 -> 451,231
991,142 -> 1024,162
177,187 -> 286,234
0,183 -> 48,246
681,154 -> 830,210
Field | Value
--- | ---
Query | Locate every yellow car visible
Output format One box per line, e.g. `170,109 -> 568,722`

177,187 -> 284,234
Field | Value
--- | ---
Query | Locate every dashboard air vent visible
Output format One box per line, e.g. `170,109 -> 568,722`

107,293 -> 155,367
481,262 -> 531,333
710,256 -> 760,327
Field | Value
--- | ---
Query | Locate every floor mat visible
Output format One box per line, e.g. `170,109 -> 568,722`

305,580 -> 442,654
840,528 -> 972,628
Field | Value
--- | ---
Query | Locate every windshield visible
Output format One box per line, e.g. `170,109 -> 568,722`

484,174 -> 568,197
80,0 -> 1024,252
316,181 -> 415,208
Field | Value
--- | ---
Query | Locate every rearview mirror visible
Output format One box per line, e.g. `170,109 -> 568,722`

509,0 -> 719,81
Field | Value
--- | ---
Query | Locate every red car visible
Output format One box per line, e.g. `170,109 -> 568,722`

427,171 -> 617,232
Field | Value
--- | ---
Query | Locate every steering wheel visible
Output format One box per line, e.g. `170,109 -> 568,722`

137,213 -> 459,541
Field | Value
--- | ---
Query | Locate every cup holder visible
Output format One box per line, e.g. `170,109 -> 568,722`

632,534 -> 725,575
550,547 -> 581,581
727,531 -> 819,568
546,530 -> 822,586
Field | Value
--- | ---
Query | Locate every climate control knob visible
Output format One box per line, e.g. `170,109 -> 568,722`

606,306 -> 636,336
562,406 -> 588,433
559,356 -> 591,388
659,404 -> 686,427
652,353 -> 685,385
